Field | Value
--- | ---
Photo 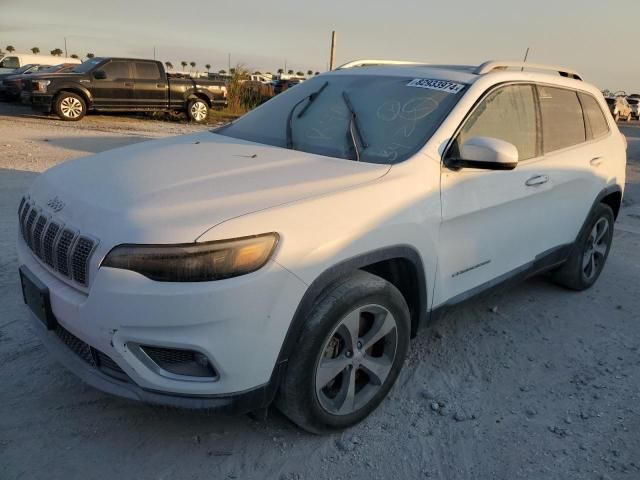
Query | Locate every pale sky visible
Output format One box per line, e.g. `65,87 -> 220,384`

1,0 -> 638,91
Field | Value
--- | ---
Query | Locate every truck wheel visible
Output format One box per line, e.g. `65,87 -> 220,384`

187,99 -> 209,123
552,203 -> 614,291
54,92 -> 86,121
276,270 -> 410,434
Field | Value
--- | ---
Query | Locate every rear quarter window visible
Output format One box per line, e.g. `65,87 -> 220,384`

539,86 -> 586,153
579,93 -> 610,140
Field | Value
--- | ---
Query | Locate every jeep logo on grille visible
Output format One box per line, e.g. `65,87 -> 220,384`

47,196 -> 65,212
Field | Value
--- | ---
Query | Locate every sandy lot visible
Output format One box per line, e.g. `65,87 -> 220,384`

1,103 -> 639,480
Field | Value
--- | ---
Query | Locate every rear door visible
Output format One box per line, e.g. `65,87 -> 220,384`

531,86 -> 612,247
90,60 -> 134,108
132,61 -> 167,109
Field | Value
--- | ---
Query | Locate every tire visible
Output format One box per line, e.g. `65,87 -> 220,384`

54,92 -> 86,121
276,270 -> 410,434
553,203 -> 614,291
186,98 -> 209,123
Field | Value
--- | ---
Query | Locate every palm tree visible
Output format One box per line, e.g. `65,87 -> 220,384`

50,48 -> 63,56
287,69 -> 294,75
229,68 -> 236,75
253,70 -> 262,75
218,69 -> 226,74
306,70 -> 313,76
277,68 -> 284,74
31,47 -> 40,55
181,61 -> 188,71
70,54 -> 79,59
165,61 -> 173,70
296,71 -> 304,76
6,45 -> 15,53
189,61 -> 196,72
314,71 -> 320,75
205,64 -> 211,73
86,53 -> 95,59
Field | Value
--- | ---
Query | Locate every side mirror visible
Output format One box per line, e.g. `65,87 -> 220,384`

93,70 -> 107,80
448,137 -> 519,170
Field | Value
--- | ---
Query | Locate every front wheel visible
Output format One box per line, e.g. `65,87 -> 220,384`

276,270 -> 410,434
553,203 -> 614,290
54,92 -> 86,121
186,98 -> 209,123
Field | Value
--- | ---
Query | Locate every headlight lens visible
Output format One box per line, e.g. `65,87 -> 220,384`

34,79 -> 51,92
101,233 -> 279,282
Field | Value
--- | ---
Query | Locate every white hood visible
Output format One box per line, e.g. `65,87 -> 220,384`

29,132 -> 389,246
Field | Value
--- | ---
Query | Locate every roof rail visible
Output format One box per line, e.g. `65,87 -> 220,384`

337,59 -> 426,70
475,60 -> 583,81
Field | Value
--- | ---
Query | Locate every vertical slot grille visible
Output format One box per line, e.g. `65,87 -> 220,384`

18,197 -> 98,287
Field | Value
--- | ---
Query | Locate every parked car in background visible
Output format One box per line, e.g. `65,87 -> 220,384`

273,77 -> 303,95
27,57 -> 227,122
626,97 -> 639,120
0,54 -> 81,74
606,96 -> 632,121
18,59 -> 626,433
1,63 -> 77,101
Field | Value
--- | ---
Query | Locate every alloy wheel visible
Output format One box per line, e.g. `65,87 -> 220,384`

315,304 -> 398,415
582,217 -> 610,281
60,97 -> 83,119
190,101 -> 208,121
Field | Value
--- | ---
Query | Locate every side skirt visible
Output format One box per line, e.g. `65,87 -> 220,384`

427,243 -> 572,325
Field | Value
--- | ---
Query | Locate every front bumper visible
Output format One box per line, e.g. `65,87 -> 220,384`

30,93 -> 54,112
28,313 -> 282,411
18,238 -> 308,407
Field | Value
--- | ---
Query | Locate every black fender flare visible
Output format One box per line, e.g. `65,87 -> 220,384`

267,245 -> 428,394
186,89 -> 215,108
53,84 -> 93,107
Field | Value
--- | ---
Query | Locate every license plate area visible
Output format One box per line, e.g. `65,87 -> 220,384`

19,265 -> 57,329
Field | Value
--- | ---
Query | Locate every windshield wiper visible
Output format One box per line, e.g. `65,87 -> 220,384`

341,91 -> 368,162
285,81 -> 329,149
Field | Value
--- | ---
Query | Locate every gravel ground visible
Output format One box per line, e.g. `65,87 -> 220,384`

1,103 -> 639,480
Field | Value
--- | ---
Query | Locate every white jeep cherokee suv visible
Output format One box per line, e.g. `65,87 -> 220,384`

18,60 -> 626,433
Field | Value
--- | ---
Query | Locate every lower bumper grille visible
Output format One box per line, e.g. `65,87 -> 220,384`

54,324 -> 130,382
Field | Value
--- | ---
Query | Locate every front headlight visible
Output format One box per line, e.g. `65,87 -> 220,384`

34,79 -> 51,93
101,233 -> 279,282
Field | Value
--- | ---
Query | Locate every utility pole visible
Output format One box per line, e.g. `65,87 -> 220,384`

153,46 -> 156,60
228,53 -> 231,72
64,37 -> 68,58
329,31 -> 336,70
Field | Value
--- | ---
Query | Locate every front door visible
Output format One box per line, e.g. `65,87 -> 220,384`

435,83 -> 558,306
90,60 -> 134,109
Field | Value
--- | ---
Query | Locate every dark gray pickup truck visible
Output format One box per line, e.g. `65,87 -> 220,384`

25,57 -> 227,122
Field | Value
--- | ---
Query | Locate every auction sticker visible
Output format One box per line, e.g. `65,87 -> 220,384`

406,78 -> 465,94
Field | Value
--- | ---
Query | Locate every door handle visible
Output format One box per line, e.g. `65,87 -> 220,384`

590,156 -> 604,167
124,82 -> 134,87
525,174 -> 549,187
156,84 -> 165,88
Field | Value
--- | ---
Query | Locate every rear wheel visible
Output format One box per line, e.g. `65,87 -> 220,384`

276,271 -> 410,434
187,98 -> 209,123
553,203 -> 614,290
54,92 -> 86,121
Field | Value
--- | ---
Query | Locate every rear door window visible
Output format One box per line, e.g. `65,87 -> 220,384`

134,62 -> 161,80
102,61 -> 131,80
451,84 -> 538,161
579,93 -> 610,140
0,56 -> 20,69
538,86 -> 586,153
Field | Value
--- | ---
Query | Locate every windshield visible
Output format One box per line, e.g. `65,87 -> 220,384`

627,98 -> 639,105
0,56 -> 20,69
71,58 -> 104,73
217,74 -> 465,164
